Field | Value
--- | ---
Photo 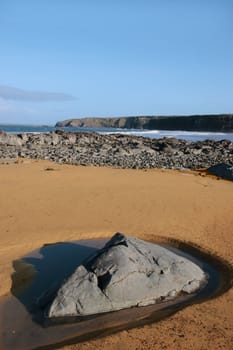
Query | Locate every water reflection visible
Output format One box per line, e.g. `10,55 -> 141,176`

11,241 -> 101,321
0,238 -> 231,350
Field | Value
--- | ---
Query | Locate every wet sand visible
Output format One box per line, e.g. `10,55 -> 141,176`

0,159 -> 232,349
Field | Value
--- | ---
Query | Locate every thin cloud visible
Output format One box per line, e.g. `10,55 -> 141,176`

0,85 -> 76,102
0,98 -> 37,115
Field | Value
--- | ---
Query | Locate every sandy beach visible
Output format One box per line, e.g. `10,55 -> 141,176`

0,159 -> 232,350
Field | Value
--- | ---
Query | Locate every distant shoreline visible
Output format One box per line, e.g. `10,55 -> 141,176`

1,123 -> 233,143
56,114 -> 233,132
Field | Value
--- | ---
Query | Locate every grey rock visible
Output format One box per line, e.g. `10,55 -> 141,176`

47,233 -> 207,318
0,130 -> 23,146
0,131 -> 232,170
207,163 -> 233,181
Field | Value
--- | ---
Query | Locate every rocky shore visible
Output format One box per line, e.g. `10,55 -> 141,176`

0,130 -> 232,170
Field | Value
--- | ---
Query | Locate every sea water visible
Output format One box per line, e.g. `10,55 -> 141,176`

0,124 -> 233,142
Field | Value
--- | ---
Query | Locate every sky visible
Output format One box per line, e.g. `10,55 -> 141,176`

0,0 -> 232,125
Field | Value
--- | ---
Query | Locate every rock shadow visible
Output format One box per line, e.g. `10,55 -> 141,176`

11,241 -> 99,324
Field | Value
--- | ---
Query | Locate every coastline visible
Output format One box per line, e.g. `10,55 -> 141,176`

55,114 -> 233,132
1,124 -> 233,143
0,160 -> 232,349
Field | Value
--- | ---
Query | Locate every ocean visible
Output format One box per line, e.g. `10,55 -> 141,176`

0,124 -> 233,142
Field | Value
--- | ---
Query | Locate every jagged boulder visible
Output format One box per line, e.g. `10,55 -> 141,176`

0,130 -> 23,146
207,163 -> 233,181
47,234 -> 207,318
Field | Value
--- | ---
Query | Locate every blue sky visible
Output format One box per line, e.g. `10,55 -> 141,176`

0,0 -> 232,125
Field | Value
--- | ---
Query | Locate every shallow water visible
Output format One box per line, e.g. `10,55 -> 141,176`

0,238 -> 230,350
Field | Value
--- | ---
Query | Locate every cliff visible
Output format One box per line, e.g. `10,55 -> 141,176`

55,114 -> 233,132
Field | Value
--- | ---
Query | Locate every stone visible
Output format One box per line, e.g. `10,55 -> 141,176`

47,233 -> 207,318
0,131 -> 23,146
0,131 -> 232,170
207,163 -> 233,181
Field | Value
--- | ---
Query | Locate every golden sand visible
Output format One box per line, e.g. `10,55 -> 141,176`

0,159 -> 232,349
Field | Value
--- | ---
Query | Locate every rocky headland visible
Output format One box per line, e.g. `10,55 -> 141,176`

0,130 -> 232,170
56,114 -> 233,132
